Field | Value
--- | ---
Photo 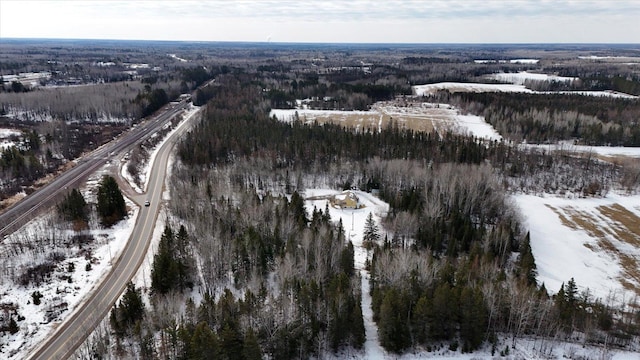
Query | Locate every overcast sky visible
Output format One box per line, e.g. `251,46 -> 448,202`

1,0 -> 639,43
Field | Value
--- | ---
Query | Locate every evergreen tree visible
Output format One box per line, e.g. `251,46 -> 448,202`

120,282 -> 145,325
8,316 -> 19,334
378,288 -> 411,353
350,295 -> 366,349
289,191 -> 308,228
242,328 -> 262,360
190,322 -> 220,360
517,232 -> 537,285
220,322 -> 244,360
363,212 -> 380,249
151,224 -> 179,294
96,175 -> 126,227
459,286 -> 487,351
111,282 -> 145,336
57,188 -> 88,222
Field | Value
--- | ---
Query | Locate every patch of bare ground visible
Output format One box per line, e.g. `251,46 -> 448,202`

297,112 -> 437,133
549,203 -> 640,296
545,204 -> 577,230
598,204 -> 640,247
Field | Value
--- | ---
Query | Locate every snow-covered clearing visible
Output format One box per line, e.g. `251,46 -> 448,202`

0,171 -> 137,359
412,82 -> 638,99
168,53 -> 188,62
270,101 -> 502,141
513,192 -> 640,305
413,82 -> 535,96
523,142 -> 640,159
0,128 -> 21,149
486,71 -> 577,85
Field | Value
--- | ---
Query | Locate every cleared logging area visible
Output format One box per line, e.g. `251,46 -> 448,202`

272,102 -> 470,134
549,203 -> 640,296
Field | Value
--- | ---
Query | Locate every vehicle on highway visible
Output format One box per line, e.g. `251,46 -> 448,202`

144,200 -> 150,207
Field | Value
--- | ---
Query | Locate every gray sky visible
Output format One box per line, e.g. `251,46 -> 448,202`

1,0 -> 639,43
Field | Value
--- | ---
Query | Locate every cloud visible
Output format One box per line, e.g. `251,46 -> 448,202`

1,0 -> 639,42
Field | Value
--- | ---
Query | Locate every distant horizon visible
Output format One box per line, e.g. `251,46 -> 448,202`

2,1 -> 639,44
2,37 -> 639,47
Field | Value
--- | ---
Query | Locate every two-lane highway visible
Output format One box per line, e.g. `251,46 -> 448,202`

0,101 -> 189,238
26,104 -> 197,360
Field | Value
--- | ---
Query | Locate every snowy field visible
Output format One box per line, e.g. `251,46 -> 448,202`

524,142 -> 640,159
513,192 -> 640,305
270,102 -> 502,141
412,82 -> 638,99
0,128 -> 21,149
486,71 -> 577,85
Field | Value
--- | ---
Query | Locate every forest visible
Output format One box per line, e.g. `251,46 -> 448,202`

435,91 -> 640,146
81,65 -> 640,358
2,41 -> 640,358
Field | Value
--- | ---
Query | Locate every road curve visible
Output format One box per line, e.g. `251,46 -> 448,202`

0,101 -> 189,238
26,105 -> 197,360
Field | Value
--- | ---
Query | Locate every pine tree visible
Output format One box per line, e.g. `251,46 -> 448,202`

363,212 -> 380,249
242,328 -> 262,360
190,322 -> 219,360
350,295 -> 366,349
8,316 -> 19,334
378,288 -> 411,353
120,282 -> 145,325
111,282 -> 145,336
517,232 -> 537,285
151,224 -> 178,294
57,188 -> 87,222
459,286 -> 487,351
220,323 -> 244,360
96,175 -> 126,227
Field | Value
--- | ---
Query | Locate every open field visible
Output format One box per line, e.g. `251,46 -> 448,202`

412,81 -> 638,99
270,101 -> 502,140
514,193 -> 640,304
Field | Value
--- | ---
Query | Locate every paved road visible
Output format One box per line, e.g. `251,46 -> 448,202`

0,101 -> 189,238
25,104 -> 196,360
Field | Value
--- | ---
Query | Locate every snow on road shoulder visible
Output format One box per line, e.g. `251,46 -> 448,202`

0,199 -> 138,359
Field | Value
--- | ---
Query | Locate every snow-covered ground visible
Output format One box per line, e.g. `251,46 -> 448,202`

0,104 -> 200,359
513,192 -> 640,305
412,82 -> 638,99
524,142 -> 640,159
0,171 -> 137,359
0,128 -> 21,149
413,82 -> 535,96
270,102 -> 503,141
486,71 -> 577,85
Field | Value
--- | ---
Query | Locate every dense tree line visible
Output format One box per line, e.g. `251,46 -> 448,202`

439,91 -> 640,146
151,224 -> 195,295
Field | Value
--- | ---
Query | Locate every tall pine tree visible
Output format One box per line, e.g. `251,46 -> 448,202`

96,175 -> 126,227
